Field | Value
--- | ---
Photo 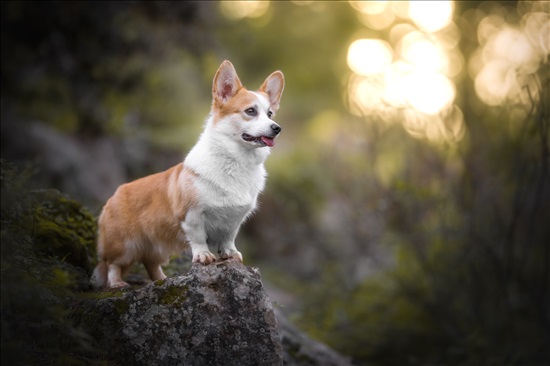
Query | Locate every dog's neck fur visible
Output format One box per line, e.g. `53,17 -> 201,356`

184,114 -> 269,181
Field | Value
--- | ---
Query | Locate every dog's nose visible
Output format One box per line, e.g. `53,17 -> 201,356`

271,124 -> 282,135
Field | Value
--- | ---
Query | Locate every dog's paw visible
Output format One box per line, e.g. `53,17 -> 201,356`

220,248 -> 243,262
108,280 -> 130,289
193,250 -> 217,265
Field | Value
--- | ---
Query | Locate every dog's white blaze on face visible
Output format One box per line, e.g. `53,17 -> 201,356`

251,92 -> 271,115
239,92 -> 279,147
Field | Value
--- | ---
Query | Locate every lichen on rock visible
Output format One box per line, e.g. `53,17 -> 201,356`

75,260 -> 284,366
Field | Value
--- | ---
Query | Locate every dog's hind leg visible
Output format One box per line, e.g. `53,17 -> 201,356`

107,263 -> 130,289
144,262 -> 167,282
90,260 -> 108,288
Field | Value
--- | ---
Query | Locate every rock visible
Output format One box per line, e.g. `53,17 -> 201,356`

76,260 -> 284,366
2,160 -> 353,365
1,160 -> 100,365
29,189 -> 98,275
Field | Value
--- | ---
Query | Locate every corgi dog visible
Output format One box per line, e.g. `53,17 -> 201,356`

91,60 -> 284,289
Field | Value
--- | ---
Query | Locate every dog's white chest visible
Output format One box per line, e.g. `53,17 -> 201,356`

185,138 -> 267,208
202,204 -> 252,245
199,173 -> 263,207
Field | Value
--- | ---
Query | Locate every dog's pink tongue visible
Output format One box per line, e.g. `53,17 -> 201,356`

261,136 -> 275,147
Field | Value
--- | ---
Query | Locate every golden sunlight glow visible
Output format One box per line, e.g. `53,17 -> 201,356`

345,0 -> 462,143
489,27 -> 539,72
347,65 -> 455,118
358,8 -> 395,30
344,0 -> 548,142
409,1 -> 454,33
351,1 -> 394,30
347,32 -> 455,116
399,31 -> 448,72
475,60 -> 516,106
403,105 -> 464,143
220,1 -> 270,20
347,74 -> 384,116
477,14 -> 505,45
390,1 -> 409,19
389,23 -> 415,45
405,110 -> 446,141
404,70 -> 455,115
523,12 -> 550,54
472,0 -> 549,108
347,39 -> 393,76
348,1 -> 388,15
383,60 -> 412,108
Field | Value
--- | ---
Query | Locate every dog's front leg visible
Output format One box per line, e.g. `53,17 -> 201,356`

182,208 -> 216,264
218,226 -> 243,262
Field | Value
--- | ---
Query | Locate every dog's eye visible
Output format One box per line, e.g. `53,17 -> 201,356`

267,111 -> 273,118
245,108 -> 257,116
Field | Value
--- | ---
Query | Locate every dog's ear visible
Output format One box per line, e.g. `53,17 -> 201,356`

213,60 -> 243,104
259,71 -> 285,112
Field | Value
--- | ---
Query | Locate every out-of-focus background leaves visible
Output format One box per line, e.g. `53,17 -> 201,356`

1,1 -> 549,364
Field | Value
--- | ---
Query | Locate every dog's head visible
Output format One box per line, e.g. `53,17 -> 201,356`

210,60 -> 284,148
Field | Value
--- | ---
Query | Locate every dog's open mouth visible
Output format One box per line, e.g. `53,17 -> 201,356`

242,133 -> 275,147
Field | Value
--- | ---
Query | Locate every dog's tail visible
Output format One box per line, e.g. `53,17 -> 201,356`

90,260 -> 108,289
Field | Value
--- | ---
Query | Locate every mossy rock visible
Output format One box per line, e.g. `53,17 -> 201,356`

1,160 -> 103,365
29,189 -> 98,274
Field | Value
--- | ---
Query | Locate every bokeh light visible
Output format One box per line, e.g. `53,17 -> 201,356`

471,1 -> 549,107
220,1 -> 270,20
475,60 -> 515,106
383,60 -> 412,108
347,39 -> 393,76
346,0 -> 461,143
348,1 -> 388,15
404,70 -> 455,115
409,1 -> 454,33
398,31 -> 448,72
523,12 -> 550,54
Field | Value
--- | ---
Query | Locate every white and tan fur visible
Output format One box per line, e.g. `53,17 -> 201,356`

91,60 -> 284,288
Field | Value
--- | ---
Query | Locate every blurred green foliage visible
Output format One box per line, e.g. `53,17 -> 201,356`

1,1 -> 216,149
1,160 -> 101,365
2,1 -> 549,365
292,67 -> 550,364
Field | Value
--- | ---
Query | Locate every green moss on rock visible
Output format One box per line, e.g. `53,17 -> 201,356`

30,189 -> 97,273
1,160 -> 103,365
154,278 -> 166,286
158,284 -> 188,306
114,299 -> 130,315
77,290 -> 126,300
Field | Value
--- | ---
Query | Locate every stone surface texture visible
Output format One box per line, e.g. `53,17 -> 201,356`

76,259 -> 356,365
81,260 -> 283,366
